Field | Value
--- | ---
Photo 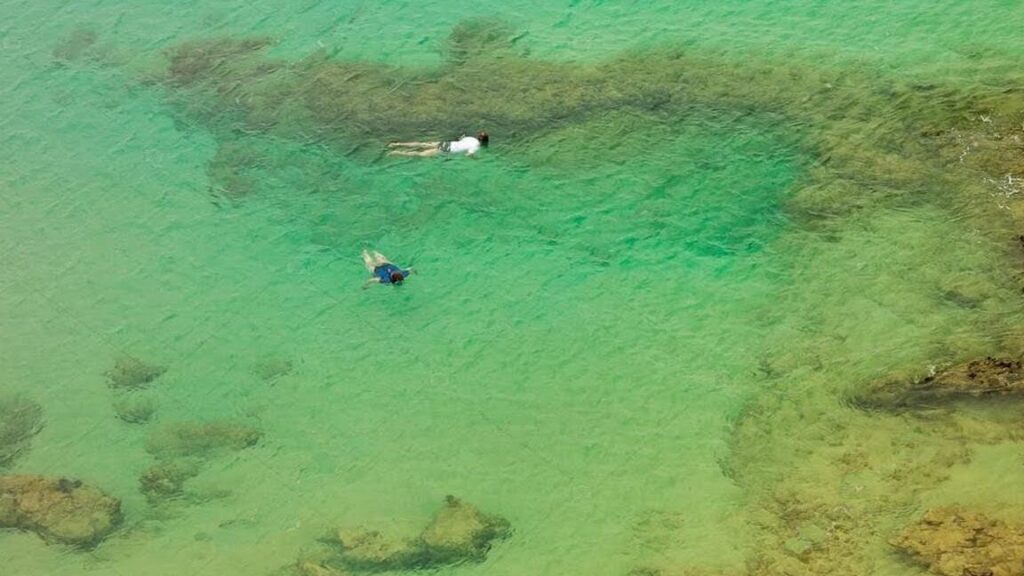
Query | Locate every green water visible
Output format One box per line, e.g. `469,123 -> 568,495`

3,2 -> 1024,576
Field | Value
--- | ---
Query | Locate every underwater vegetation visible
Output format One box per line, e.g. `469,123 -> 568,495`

0,475 -> 122,547
138,459 -> 201,504
144,420 -> 262,460
140,420 -> 261,506
0,395 -> 43,468
296,496 -> 510,575
106,356 -> 167,390
112,396 -> 157,424
253,357 -> 294,382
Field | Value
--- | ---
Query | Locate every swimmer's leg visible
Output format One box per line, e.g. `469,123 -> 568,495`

387,148 -> 442,157
361,250 -> 376,272
371,251 -> 390,266
387,141 -> 441,149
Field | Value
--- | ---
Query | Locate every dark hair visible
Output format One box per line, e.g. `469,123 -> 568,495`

477,131 -> 489,147
390,271 -> 405,284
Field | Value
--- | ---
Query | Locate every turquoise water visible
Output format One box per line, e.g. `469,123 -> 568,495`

4,2 -> 1024,576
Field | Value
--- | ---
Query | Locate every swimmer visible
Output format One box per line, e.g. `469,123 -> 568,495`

387,131 -> 489,158
362,250 -> 414,288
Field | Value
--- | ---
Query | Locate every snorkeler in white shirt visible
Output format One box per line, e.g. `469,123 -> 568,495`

387,131 -> 489,157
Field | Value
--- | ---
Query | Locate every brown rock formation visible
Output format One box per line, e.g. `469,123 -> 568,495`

420,495 -> 511,564
892,507 -> 1024,576
855,357 -> 1024,410
328,496 -> 510,571
139,460 -> 201,503
0,475 -> 122,547
335,528 -> 424,571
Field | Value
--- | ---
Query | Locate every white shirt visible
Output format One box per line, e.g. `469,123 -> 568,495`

447,136 -> 481,155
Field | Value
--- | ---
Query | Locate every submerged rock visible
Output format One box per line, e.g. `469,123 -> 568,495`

420,495 -> 511,564
854,357 -> 1024,410
0,475 -> 122,547
0,395 -> 43,468
892,507 -> 1024,576
328,496 -> 510,571
253,357 -> 293,381
52,28 -> 98,63
141,421 -> 259,507
139,460 -> 201,503
106,356 -> 166,390
145,421 -> 261,459
335,528 -> 424,571
112,396 -> 157,424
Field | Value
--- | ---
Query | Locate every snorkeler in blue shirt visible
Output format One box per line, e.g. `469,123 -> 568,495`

362,250 -> 415,288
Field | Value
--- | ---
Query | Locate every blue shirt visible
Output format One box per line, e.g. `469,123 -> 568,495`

374,263 -> 411,284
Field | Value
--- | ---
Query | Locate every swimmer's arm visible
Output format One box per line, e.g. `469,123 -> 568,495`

362,277 -> 381,289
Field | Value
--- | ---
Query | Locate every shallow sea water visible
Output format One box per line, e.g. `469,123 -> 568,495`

3,2 -> 1024,576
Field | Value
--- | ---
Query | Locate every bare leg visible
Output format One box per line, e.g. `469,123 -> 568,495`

387,148 -> 442,157
387,141 -> 441,148
371,251 -> 390,266
361,250 -> 376,272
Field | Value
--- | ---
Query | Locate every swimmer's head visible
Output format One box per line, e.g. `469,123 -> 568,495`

390,271 -> 405,284
477,132 -> 489,147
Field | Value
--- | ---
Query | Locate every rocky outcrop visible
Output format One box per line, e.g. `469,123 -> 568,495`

0,395 -> 43,468
892,507 -> 1024,576
854,357 -> 1024,410
420,495 -> 511,564
0,475 -> 122,547
112,397 -> 156,424
326,496 -> 510,572
335,528 -> 424,571
139,460 -> 201,503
